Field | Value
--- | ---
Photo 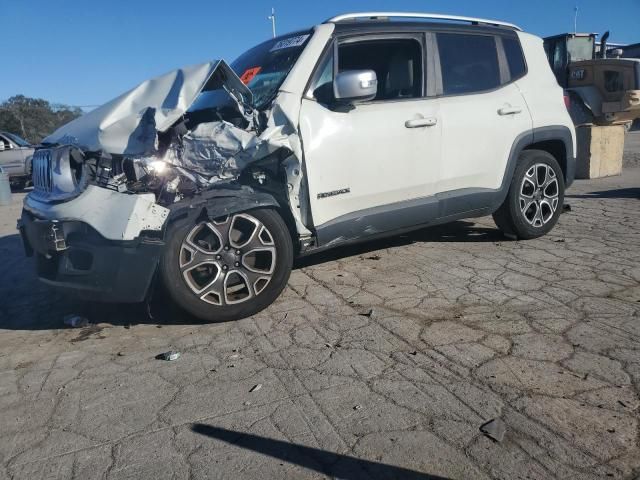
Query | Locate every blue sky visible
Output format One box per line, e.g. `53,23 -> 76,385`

2,0 -> 638,106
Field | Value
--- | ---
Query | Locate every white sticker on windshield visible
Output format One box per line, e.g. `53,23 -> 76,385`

270,34 -> 310,52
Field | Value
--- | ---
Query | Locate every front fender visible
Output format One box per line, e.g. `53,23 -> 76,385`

167,185 -> 280,225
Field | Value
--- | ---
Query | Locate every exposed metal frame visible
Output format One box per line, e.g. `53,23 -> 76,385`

325,12 -> 522,31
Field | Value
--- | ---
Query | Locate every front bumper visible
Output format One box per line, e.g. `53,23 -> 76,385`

19,209 -> 164,303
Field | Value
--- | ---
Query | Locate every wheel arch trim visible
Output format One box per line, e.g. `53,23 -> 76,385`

495,125 -> 575,210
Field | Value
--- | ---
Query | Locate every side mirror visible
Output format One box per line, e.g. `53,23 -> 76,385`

334,70 -> 378,103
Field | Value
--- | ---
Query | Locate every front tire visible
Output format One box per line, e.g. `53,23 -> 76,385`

159,208 -> 293,322
493,150 -> 565,240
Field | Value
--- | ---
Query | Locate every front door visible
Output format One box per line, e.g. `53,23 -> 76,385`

299,34 -> 441,244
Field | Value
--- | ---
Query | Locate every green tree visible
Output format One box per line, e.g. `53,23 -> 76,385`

0,95 -> 83,144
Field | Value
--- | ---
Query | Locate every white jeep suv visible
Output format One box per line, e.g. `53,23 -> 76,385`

19,12 -> 576,321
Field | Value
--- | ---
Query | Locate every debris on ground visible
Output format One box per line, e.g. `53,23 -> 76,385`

563,204 -> 572,213
63,314 -> 89,328
409,351 -> 417,356
229,353 -> 240,359
366,255 -> 381,261
353,404 -> 362,411
618,400 -> 627,408
359,309 -> 374,318
250,384 -> 262,393
555,238 -> 566,243
480,418 -> 507,442
156,351 -> 181,361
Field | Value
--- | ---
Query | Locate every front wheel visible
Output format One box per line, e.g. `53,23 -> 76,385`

493,150 -> 565,240
159,209 -> 293,322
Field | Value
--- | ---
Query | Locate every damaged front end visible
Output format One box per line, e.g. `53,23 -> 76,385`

19,57 -> 311,302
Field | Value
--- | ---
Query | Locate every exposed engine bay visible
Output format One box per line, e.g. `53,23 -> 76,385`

36,59 -> 312,239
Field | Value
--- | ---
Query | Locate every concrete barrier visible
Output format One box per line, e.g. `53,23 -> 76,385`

576,125 -> 624,179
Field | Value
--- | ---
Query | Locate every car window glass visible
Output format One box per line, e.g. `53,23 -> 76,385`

4,132 -> 30,147
437,33 -> 500,95
309,51 -> 335,104
338,38 -> 423,101
230,32 -> 311,109
553,41 -> 567,71
503,37 -> 526,79
0,136 -> 11,149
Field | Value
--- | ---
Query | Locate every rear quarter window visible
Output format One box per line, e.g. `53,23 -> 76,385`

503,36 -> 527,79
437,33 -> 501,95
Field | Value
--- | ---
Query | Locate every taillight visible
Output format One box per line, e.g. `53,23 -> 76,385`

564,94 -> 571,109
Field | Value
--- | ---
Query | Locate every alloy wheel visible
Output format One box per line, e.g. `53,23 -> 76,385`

519,163 -> 559,227
179,213 -> 277,306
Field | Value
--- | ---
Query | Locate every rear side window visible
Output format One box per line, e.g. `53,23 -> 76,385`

503,37 -> 526,79
437,33 -> 500,95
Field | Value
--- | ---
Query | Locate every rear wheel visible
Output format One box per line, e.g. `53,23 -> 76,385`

493,150 -> 565,240
160,209 -> 293,321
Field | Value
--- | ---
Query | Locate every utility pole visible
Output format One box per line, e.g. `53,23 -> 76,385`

573,5 -> 579,34
268,7 -> 276,38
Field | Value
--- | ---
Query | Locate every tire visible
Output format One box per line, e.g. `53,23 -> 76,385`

493,150 -> 565,240
159,208 -> 293,322
11,179 -> 26,191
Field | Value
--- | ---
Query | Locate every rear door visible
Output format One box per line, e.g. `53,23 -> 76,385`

434,32 -> 532,195
299,33 -> 442,243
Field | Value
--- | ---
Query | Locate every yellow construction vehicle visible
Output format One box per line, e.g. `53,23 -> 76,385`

544,32 -> 640,127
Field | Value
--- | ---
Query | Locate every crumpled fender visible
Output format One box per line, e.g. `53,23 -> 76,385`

167,185 -> 281,225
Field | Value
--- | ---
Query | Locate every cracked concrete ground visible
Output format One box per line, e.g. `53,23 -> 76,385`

1,165 -> 639,479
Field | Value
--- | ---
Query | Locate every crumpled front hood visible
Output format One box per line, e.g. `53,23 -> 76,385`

43,60 -> 252,155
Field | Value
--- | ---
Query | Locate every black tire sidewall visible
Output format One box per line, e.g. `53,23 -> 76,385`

505,151 -> 565,240
159,208 -> 293,322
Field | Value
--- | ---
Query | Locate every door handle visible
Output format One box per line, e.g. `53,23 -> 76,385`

405,117 -> 438,128
498,106 -> 523,116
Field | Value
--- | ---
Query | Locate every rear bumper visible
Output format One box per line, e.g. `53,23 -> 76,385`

19,210 -> 164,303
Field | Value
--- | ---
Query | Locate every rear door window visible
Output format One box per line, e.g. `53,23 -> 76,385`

503,37 -> 527,80
437,33 -> 500,95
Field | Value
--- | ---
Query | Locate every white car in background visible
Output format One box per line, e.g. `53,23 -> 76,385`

0,131 -> 33,189
19,12 -> 576,321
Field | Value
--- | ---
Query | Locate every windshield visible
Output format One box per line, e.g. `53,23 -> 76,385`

230,31 -> 311,108
3,132 -> 30,147
186,31 -> 311,125
567,37 -> 595,62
